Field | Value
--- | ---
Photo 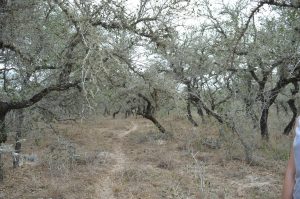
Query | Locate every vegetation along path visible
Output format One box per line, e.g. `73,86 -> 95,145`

96,122 -> 138,198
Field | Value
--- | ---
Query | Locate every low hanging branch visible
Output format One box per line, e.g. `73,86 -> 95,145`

262,0 -> 300,9
9,81 -> 81,111
0,80 -> 81,145
189,92 -> 256,163
189,92 -> 224,124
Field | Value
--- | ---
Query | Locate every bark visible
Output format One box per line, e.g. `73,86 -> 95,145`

0,81 -> 79,143
283,83 -> 299,135
196,104 -> 205,123
187,99 -> 198,127
0,116 -> 6,144
112,107 -> 121,119
244,99 -> 259,129
9,81 -> 80,110
144,114 -> 167,134
186,82 -> 198,126
258,76 -> 300,140
188,91 -> 256,163
137,93 -> 167,134
190,93 -> 224,124
260,107 -> 269,140
283,99 -> 297,135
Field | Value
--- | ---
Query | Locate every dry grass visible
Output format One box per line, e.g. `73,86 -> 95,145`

0,116 -> 288,198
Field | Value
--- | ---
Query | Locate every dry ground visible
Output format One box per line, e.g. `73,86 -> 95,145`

0,116 -> 289,198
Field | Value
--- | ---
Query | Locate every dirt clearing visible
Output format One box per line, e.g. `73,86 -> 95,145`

0,117 -> 286,198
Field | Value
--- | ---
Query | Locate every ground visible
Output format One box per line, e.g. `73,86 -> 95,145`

0,116 -> 289,198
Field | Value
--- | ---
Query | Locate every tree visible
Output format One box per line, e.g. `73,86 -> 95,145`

180,0 -> 300,140
0,0 -> 190,176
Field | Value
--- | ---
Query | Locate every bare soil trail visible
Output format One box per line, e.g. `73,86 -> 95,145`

95,121 -> 138,199
0,118 -> 284,199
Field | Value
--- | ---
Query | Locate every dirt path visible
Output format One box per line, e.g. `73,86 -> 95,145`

95,122 -> 138,199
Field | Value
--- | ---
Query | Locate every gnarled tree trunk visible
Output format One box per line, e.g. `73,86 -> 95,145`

283,83 -> 299,135
143,114 -> 166,134
137,93 -> 167,134
187,99 -> 198,127
283,99 -> 298,135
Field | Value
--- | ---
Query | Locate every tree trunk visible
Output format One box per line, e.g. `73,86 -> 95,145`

197,107 -> 204,120
137,93 -> 167,134
112,107 -> 121,119
260,107 -> 269,140
186,82 -> 199,126
187,99 -> 198,127
284,82 -> 299,135
0,115 -> 6,144
244,99 -> 259,129
195,102 -> 205,123
283,99 -> 298,135
144,114 -> 167,134
0,102 -> 8,144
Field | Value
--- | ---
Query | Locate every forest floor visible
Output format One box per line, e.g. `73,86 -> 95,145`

0,116 -> 290,198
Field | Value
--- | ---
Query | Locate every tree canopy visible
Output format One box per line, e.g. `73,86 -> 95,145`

0,0 -> 299,155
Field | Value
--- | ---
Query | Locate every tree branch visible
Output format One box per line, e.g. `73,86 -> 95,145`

261,0 -> 300,9
8,80 -> 81,110
0,41 -> 33,63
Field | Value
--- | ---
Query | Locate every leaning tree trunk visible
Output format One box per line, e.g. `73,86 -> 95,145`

283,99 -> 298,135
190,97 -> 205,122
144,114 -> 167,134
186,82 -> 198,126
283,82 -> 299,135
197,106 -> 205,122
187,99 -> 198,127
137,93 -> 167,134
